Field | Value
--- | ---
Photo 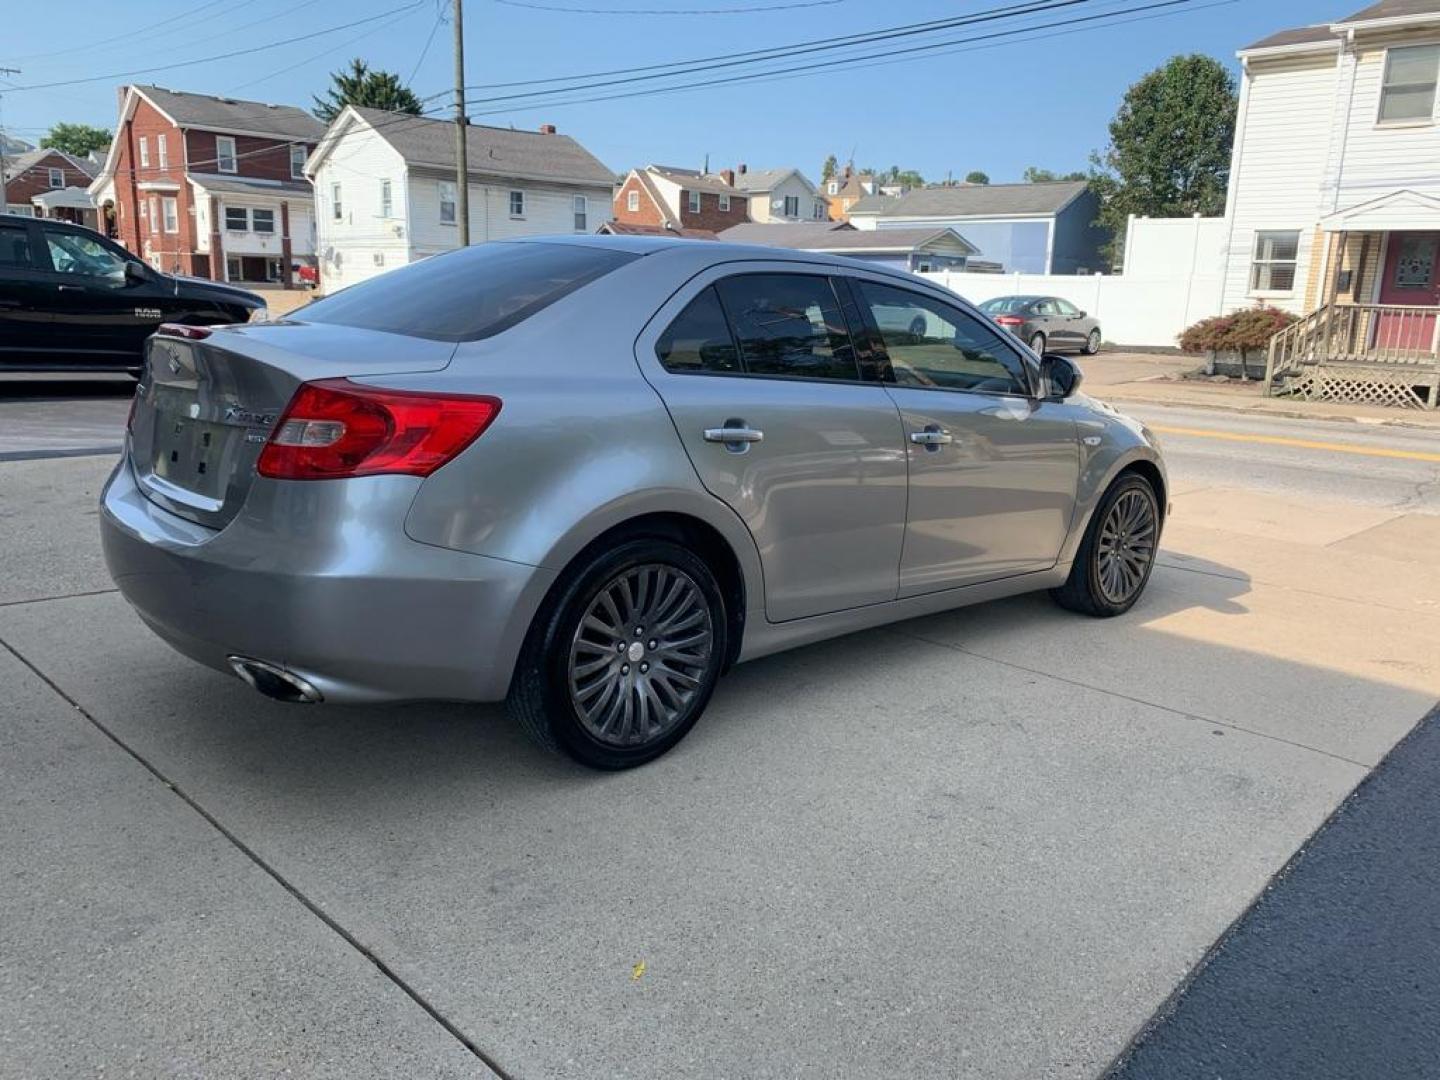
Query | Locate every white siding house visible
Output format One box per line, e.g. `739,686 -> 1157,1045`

730,167 -> 827,223
1222,1 -> 1440,318
308,107 -> 615,293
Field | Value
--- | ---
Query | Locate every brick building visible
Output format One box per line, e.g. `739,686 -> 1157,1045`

612,165 -> 750,234
88,85 -> 323,287
2,148 -> 97,225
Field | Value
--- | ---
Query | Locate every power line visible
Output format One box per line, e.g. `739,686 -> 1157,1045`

462,0 -> 1195,113
406,3 -> 448,86
0,0 -> 232,64
229,3 -> 421,93
491,0 -> 845,12
6,3 -> 427,92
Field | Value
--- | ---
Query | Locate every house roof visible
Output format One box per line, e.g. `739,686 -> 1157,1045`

812,227 -> 978,255
188,174 -> 313,198
877,180 -> 1089,219
717,221 -> 852,245
347,107 -> 615,185
847,194 -> 899,216
1239,24 -> 1341,53
598,221 -> 718,240
1336,0 -> 1440,25
134,85 -> 324,140
717,221 -> 976,255
3,147 -> 96,182
647,164 -> 743,195
724,167 -> 816,195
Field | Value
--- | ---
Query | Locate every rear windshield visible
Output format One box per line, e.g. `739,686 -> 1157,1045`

979,297 -> 1033,314
297,242 -> 639,342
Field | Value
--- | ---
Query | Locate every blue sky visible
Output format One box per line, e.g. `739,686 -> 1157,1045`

2,0 -> 1332,182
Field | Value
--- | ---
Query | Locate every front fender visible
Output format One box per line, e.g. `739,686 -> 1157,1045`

1057,397 -> 1168,567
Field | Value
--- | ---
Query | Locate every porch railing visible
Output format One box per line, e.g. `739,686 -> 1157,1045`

1265,303 -> 1440,409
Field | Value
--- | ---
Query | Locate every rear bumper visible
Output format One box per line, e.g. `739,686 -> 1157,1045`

99,458 -> 554,704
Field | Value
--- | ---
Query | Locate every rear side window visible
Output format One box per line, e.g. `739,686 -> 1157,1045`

715,273 -> 859,381
656,287 -> 740,373
300,242 -> 639,342
0,222 -> 33,269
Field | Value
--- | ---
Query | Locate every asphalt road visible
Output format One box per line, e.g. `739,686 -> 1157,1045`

2,380 -> 1437,1079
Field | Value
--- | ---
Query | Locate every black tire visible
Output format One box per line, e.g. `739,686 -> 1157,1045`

507,538 -> 728,770
1029,331 -> 1046,354
908,314 -> 926,338
1050,473 -> 1161,617
1083,328 -> 1101,355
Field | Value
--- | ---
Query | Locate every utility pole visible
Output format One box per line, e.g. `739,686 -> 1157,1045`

0,69 -> 20,214
452,0 -> 469,246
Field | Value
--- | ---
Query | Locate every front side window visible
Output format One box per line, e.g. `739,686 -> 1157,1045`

43,226 -> 128,282
380,179 -> 393,218
1250,230 -> 1299,291
1054,297 -> 1080,316
438,180 -> 456,224
224,207 -> 248,231
627,189 -> 640,212
687,190 -> 700,214
290,144 -> 307,179
0,221 -> 34,269
858,280 -> 1028,395
509,189 -> 525,217
573,194 -> 587,231
216,135 -> 237,173
331,182 -> 344,222
47,167 -> 64,188
1379,44 -> 1440,124
157,134 -> 168,169
251,208 -> 275,234
656,287 -> 741,374
162,197 -> 179,234
714,273 -> 859,381
783,195 -> 800,218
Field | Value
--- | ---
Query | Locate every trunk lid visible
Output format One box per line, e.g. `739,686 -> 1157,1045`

129,322 -> 457,529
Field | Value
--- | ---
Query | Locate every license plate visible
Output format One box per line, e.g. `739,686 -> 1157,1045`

151,413 -> 230,499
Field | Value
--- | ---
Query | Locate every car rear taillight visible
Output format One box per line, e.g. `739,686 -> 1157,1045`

993,315 -> 1024,326
256,378 -> 501,481
157,323 -> 212,340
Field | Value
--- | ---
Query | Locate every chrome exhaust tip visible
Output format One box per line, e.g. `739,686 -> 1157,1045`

227,656 -> 323,704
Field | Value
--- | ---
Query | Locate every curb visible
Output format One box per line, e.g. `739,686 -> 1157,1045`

1097,392 -> 1440,432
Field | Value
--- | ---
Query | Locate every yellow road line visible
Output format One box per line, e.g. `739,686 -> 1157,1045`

1149,424 -> 1440,464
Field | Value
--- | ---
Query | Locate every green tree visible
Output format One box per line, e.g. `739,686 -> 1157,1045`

1090,54 -> 1237,262
821,154 -> 838,182
313,58 -> 423,124
40,122 -> 112,157
1022,166 -> 1087,183
964,170 -> 990,185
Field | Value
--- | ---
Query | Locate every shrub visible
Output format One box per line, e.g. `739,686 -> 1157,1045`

1178,305 -> 1298,378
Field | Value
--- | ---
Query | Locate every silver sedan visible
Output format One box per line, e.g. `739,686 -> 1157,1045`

101,237 -> 1166,769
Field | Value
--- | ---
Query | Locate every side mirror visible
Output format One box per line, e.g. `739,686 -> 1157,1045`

1040,353 -> 1083,400
1075,310 -> 1087,319
124,261 -> 151,285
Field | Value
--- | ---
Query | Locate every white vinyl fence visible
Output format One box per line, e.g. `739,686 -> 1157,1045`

917,215 -> 1228,348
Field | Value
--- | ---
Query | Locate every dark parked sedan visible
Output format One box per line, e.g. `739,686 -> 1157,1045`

0,214 -> 264,374
979,295 -> 1101,356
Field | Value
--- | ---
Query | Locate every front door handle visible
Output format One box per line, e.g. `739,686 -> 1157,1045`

703,425 -> 764,444
57,284 -> 85,292
909,428 -> 954,446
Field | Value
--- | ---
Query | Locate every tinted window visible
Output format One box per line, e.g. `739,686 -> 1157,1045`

979,297 -> 1031,315
858,281 -> 1028,395
0,222 -> 33,270
43,226 -> 128,283
656,287 -> 740,374
714,274 -> 859,381
301,242 -> 639,342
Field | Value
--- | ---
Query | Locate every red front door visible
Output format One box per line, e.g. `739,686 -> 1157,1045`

1376,232 -> 1440,352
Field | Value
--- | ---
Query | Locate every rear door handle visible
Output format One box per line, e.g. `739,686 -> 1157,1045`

909,429 -> 953,445
57,284 -> 84,292
703,426 -> 764,444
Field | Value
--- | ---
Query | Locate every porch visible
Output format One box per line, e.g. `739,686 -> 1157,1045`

1265,200 -> 1440,409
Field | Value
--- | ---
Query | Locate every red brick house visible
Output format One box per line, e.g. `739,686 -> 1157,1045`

612,165 -> 750,234
88,84 -> 324,287
2,148 -> 97,225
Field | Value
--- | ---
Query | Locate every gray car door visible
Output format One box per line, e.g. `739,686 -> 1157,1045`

636,265 -> 908,622
1031,297 -> 1064,348
1053,297 -> 1090,350
849,277 -> 1080,596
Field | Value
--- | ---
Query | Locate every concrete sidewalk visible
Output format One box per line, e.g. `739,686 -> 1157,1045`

3,443 -> 1437,1078
1086,352 -> 1440,430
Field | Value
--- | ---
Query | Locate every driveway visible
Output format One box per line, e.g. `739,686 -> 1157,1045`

3,395 -> 1438,1078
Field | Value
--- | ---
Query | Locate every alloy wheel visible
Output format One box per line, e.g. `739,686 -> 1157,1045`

567,564 -> 714,747
1095,488 -> 1157,604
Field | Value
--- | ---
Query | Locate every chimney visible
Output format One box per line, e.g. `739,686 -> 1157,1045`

720,168 -> 735,186
539,123 -> 557,135
738,163 -> 748,175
